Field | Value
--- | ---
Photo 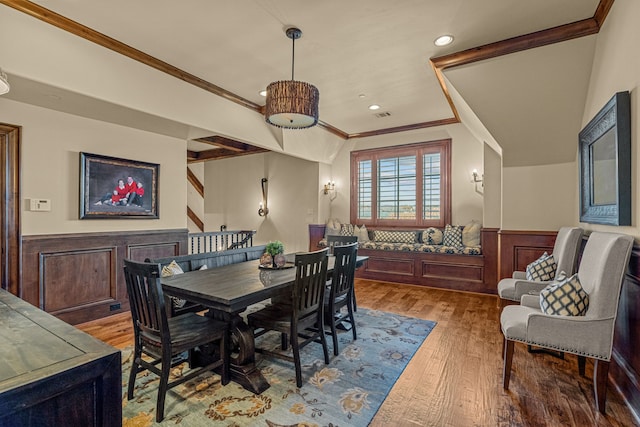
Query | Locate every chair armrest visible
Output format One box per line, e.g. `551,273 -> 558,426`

520,294 -> 540,308
513,280 -> 549,300
526,314 -> 616,359
512,271 -> 526,279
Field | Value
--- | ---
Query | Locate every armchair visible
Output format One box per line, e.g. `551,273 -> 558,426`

501,231 -> 634,413
497,226 -> 583,309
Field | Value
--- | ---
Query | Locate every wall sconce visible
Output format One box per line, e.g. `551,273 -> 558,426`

472,169 -> 484,187
258,178 -> 269,217
323,181 -> 335,195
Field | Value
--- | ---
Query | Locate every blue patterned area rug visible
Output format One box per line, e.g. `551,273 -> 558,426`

122,308 -> 436,426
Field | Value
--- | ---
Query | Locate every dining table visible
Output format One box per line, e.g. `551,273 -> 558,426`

161,252 -> 368,394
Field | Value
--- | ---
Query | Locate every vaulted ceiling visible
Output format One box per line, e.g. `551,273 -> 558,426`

1,0 -> 612,166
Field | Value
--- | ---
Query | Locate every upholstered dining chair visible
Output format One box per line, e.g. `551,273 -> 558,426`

248,248 -> 330,387
326,234 -> 358,255
123,259 -> 230,422
324,242 -> 358,355
497,226 -> 583,309
501,231 -> 634,414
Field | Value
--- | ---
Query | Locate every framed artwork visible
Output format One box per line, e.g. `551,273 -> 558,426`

80,152 -> 159,219
578,91 -> 631,226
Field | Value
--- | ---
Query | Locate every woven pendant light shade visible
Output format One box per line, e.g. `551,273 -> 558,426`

265,80 -> 319,129
264,27 -> 319,129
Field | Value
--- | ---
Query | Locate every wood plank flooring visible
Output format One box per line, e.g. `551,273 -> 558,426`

76,279 -> 639,426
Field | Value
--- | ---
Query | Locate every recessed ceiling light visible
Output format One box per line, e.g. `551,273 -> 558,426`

358,94 -> 366,98
368,104 -> 381,110
434,34 -> 454,47
259,90 -> 267,97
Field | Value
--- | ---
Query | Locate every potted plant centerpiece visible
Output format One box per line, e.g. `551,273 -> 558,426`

265,240 -> 285,268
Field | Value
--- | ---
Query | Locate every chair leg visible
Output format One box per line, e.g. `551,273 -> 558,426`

578,355 -> 586,377
503,339 -> 515,389
220,330 -> 230,386
281,332 -> 289,351
127,346 -> 142,400
594,359 -> 610,414
330,312 -> 339,356
349,304 -> 357,341
319,318 -> 330,364
291,333 -> 303,388
156,355 -> 171,422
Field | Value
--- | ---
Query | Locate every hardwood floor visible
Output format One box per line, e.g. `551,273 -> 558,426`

77,279 -> 639,426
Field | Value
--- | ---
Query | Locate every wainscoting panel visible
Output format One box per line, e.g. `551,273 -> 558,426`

611,248 -> 640,421
21,229 -> 187,324
498,230 -> 557,280
40,247 -> 116,313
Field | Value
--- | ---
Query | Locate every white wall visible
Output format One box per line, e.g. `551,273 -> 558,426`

0,98 -> 187,235
501,162 -> 577,231
579,0 -> 639,238
204,152 -> 320,253
483,143 -> 502,228
329,123 -> 484,226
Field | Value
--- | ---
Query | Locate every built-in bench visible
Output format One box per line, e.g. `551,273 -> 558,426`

309,224 -> 498,294
147,244 -> 267,315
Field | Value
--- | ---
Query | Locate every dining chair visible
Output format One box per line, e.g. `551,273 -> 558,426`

497,226 -> 583,310
324,242 -> 358,355
501,232 -> 633,414
123,259 -> 230,422
247,248 -> 330,387
326,234 -> 358,255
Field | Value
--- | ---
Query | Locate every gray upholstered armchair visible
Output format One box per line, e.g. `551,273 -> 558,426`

497,226 -> 583,309
501,231 -> 634,413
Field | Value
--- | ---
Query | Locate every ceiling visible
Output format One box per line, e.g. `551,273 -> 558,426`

2,0 -> 609,165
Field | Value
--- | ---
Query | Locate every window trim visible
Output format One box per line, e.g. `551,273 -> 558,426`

350,139 -> 451,228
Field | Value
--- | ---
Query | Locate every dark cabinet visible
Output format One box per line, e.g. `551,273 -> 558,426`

0,289 -> 121,427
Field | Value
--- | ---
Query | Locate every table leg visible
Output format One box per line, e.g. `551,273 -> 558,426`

197,310 -> 270,394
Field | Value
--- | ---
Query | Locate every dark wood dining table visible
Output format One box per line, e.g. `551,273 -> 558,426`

161,253 -> 368,394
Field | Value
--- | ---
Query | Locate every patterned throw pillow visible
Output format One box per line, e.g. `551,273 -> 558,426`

340,223 -> 355,236
526,252 -> 557,282
372,230 -> 417,243
160,260 -> 186,308
422,227 -> 443,245
540,273 -> 589,316
442,224 -> 463,247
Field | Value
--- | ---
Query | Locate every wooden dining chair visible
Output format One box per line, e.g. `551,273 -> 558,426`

123,259 -> 230,422
324,242 -> 358,355
326,234 -> 358,255
247,248 -> 330,387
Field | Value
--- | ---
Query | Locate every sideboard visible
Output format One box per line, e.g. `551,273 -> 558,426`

0,289 -> 121,427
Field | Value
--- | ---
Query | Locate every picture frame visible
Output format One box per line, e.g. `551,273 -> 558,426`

80,152 -> 159,219
578,91 -> 631,226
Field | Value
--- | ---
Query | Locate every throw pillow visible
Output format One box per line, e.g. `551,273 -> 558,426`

442,224 -> 463,247
160,260 -> 187,308
340,223 -> 355,236
422,227 -> 443,245
355,225 -> 370,242
539,273 -> 589,316
372,230 -> 417,243
526,252 -> 557,282
462,220 -> 481,247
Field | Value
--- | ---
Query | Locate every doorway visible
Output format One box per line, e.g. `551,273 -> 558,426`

0,123 -> 21,295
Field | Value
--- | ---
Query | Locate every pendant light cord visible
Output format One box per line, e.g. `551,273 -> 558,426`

291,36 -> 296,81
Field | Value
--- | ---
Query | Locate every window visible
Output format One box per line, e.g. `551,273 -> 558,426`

350,139 -> 451,228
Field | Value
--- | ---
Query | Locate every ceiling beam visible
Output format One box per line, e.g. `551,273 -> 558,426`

188,146 -> 268,163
